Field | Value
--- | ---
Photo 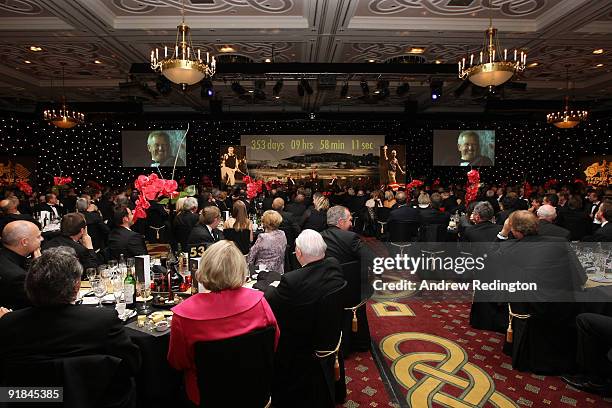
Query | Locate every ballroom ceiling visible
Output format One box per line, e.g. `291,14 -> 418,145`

0,0 -> 611,115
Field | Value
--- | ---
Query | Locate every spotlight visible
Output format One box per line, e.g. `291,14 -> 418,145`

340,82 -> 349,98
300,78 -> 313,95
360,80 -> 369,95
273,79 -> 283,96
231,81 -> 246,95
156,75 -> 172,96
396,82 -> 410,96
201,79 -> 214,98
430,80 -> 443,101
376,80 -> 390,98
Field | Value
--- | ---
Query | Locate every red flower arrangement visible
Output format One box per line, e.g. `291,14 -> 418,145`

244,176 -> 264,200
406,179 -> 424,190
16,181 -> 32,196
132,173 -> 178,221
465,169 -> 480,205
53,176 -> 72,186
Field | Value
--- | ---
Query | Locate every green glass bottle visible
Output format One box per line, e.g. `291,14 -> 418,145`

124,268 -> 136,306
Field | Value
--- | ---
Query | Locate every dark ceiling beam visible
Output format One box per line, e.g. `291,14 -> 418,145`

130,62 -> 457,76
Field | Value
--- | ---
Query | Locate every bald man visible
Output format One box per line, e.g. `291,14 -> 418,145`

0,221 -> 43,309
536,204 -> 571,240
0,198 -> 39,236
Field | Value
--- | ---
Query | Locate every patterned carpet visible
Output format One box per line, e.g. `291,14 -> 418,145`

366,297 -> 612,408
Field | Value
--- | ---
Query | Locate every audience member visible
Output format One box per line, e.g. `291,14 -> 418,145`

248,210 -> 287,273
187,205 -> 223,245
107,206 -> 148,259
168,241 -> 279,406
43,212 -> 99,270
0,221 -> 42,310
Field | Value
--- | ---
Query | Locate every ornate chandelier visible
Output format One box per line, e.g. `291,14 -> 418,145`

458,19 -> 526,88
547,69 -> 588,128
43,67 -> 84,129
150,0 -> 215,89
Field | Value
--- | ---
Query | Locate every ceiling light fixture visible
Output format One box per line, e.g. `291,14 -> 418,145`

219,45 -> 235,53
29,46 -> 42,52
94,60 -> 102,64
150,0 -> 215,89
409,47 -> 425,54
43,66 -> 85,129
546,67 -> 588,129
458,18 -> 526,87
596,63 -> 604,67
593,49 -> 604,55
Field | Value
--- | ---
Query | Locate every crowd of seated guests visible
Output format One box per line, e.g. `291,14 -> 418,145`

1,176 -> 612,403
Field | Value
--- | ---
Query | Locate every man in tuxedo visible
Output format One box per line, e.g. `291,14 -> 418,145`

0,197 -> 40,235
147,130 -> 184,167
272,198 -> 301,248
76,197 -> 109,251
187,206 -> 223,245
463,201 -> 502,243
586,190 -> 603,231
40,193 -> 63,219
418,193 -> 451,226
320,205 -> 373,266
107,206 -> 148,259
265,229 -> 345,408
172,197 -> 199,249
0,247 -> 141,405
495,211 -> 585,374
536,204 -> 571,240
464,202 -> 504,333
387,191 -> 420,224
285,193 -> 307,218
0,220 -> 43,310
320,206 -> 374,352
582,201 -> 612,242
42,213 -> 99,271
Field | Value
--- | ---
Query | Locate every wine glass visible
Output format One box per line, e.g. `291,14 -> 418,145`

91,279 -> 107,308
85,267 -> 97,282
137,281 -> 152,315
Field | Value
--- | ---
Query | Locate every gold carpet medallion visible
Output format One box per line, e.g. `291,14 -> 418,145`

381,332 -> 518,408
372,301 -> 415,317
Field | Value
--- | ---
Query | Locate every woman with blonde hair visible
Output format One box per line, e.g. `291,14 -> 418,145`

302,195 -> 329,232
223,200 -> 253,254
248,210 -> 287,273
383,190 -> 396,208
168,240 -> 280,406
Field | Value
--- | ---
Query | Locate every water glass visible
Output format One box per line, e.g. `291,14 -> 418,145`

91,279 -> 107,308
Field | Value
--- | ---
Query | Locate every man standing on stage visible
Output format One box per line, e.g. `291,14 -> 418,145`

220,146 -> 239,186
383,146 -> 405,184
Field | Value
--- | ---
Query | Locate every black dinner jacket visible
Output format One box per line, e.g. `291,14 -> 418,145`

0,304 -> 141,376
582,222 -> 612,242
463,222 -> 502,243
187,224 -> 223,245
39,203 -> 63,218
538,220 -> 571,241
265,257 -> 345,310
83,211 -> 110,251
285,202 -> 306,218
320,226 -> 374,266
387,204 -> 420,224
42,235 -> 99,271
172,211 -> 200,247
557,208 -> 592,241
107,226 -> 148,259
418,207 -> 451,227
0,247 -> 30,310
279,211 -> 301,249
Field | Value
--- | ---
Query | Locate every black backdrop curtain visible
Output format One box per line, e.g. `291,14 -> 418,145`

0,116 -> 609,190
